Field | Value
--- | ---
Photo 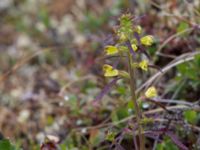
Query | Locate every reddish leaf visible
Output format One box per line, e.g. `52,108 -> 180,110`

93,77 -> 120,103
41,141 -> 58,150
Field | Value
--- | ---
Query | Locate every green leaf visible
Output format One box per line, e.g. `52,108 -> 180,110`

156,137 -> 179,150
0,139 -> 21,150
106,131 -> 116,142
177,63 -> 197,80
117,86 -> 126,96
194,54 -> 200,68
127,100 -> 134,110
116,107 -> 129,120
184,110 -> 197,124
177,22 -> 189,33
111,106 -> 129,122
148,46 -> 157,56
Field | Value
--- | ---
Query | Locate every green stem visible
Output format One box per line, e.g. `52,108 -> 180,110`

127,52 -> 145,150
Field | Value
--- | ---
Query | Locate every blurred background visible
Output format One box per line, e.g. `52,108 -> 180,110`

0,0 -> 200,149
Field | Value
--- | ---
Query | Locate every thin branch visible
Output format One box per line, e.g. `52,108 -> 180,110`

74,105 -> 200,132
151,98 -> 195,106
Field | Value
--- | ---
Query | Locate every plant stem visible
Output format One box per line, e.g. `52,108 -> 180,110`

127,52 -> 145,150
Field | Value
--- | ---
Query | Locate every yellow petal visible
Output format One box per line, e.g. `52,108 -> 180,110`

139,60 -> 148,71
145,86 -> 157,98
135,25 -> 142,34
103,64 -> 119,77
131,44 -> 138,51
103,64 -> 113,71
105,46 -> 118,55
141,35 -> 154,46
104,69 -> 119,77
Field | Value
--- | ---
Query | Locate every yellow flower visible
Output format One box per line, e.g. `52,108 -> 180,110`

145,86 -> 157,98
118,33 -> 127,42
135,25 -> 142,34
131,44 -> 138,51
141,35 -> 154,46
105,45 -> 118,55
103,64 -> 119,77
139,60 -> 148,71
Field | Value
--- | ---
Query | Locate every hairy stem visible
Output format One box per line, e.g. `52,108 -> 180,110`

127,52 -> 145,150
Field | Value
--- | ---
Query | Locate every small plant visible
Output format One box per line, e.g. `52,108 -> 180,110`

98,13 -> 157,150
94,13 -> 193,150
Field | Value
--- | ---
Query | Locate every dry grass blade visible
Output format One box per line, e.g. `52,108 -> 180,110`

156,28 -> 194,54
0,48 -> 51,84
75,104 -> 200,132
136,51 -> 200,93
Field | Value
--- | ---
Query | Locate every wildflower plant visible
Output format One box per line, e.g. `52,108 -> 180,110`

93,13 -> 196,150
96,13 -> 158,150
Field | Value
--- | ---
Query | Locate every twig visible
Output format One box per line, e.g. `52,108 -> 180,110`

151,98 -> 194,106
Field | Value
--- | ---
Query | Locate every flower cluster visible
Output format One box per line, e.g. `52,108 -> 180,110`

102,13 -> 158,99
99,14 -> 159,149
103,13 -> 154,77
